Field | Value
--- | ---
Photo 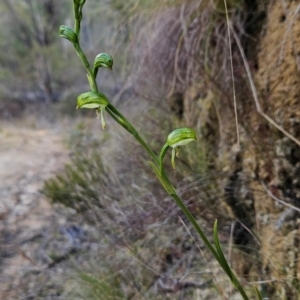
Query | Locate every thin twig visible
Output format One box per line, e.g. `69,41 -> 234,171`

261,181 -> 300,213
232,28 -> 300,147
235,218 -> 261,247
224,0 -> 240,148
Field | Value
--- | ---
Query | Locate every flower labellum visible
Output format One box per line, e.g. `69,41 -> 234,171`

76,91 -> 109,129
59,25 -> 78,44
167,128 -> 197,169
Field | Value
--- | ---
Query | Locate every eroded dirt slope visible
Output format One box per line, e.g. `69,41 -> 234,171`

178,0 -> 300,297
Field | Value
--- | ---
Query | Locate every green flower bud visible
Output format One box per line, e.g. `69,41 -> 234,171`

167,128 -> 197,169
94,53 -> 113,77
94,53 -> 113,70
76,91 -> 110,129
59,25 -> 78,44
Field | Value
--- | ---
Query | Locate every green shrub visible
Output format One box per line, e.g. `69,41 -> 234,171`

43,124 -> 117,213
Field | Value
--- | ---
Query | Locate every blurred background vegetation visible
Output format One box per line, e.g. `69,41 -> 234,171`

0,0 -> 139,115
2,0 -> 300,299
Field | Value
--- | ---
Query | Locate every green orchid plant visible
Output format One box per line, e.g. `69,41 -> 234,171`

59,1 -> 262,299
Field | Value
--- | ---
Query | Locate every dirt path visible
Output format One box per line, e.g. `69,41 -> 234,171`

0,123 -> 70,299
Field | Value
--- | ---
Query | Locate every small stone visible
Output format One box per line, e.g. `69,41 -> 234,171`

11,204 -> 29,218
0,202 -> 7,217
19,194 -> 33,205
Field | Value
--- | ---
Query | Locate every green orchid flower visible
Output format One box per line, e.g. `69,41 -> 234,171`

76,91 -> 109,129
159,128 -> 197,170
167,128 -> 197,169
